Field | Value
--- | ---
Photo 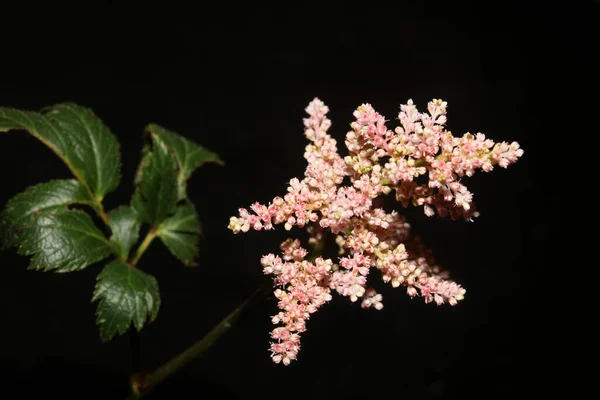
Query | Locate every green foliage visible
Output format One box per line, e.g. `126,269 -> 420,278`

157,200 -> 202,266
108,205 -> 140,259
145,124 -> 223,200
18,209 -> 114,272
93,260 -> 160,342
0,102 -> 221,341
131,135 -> 179,226
0,103 -> 121,200
0,179 -> 92,249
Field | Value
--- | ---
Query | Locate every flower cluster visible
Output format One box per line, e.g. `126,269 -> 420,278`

229,98 -> 523,365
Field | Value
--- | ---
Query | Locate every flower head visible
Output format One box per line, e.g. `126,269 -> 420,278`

229,97 -> 523,364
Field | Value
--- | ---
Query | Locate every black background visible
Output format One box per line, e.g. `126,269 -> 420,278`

0,2 -> 591,399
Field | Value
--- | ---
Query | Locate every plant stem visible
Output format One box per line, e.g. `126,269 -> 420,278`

95,201 -> 111,226
130,229 -> 157,266
85,187 -> 110,226
125,231 -> 329,399
126,281 -> 272,400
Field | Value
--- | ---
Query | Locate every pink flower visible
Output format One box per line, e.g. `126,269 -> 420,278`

361,288 -> 383,310
229,97 -> 523,364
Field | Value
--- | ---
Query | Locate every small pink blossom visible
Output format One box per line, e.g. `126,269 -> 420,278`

361,288 -> 383,310
229,97 -> 523,365
417,276 -> 467,306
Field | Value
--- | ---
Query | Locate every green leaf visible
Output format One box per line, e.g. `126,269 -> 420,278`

145,124 -> 223,199
18,209 -> 113,272
93,260 -> 160,341
0,179 -> 93,249
133,142 -> 151,187
108,205 -> 140,259
0,103 -> 121,200
157,200 -> 202,266
131,135 -> 179,225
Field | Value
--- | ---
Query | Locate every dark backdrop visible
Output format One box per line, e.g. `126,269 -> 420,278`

0,2 -> 590,399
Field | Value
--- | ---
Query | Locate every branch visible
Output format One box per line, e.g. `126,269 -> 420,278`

126,280 -> 272,400
125,231 -> 329,399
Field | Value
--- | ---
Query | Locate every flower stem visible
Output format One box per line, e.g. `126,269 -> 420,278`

130,229 -> 157,266
125,231 -> 329,399
126,281 -> 272,400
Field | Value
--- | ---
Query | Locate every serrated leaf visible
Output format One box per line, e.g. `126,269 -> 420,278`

157,200 -> 201,233
131,135 -> 179,225
0,179 -> 92,249
108,205 -> 140,259
18,209 -> 113,272
133,142 -> 152,187
157,201 -> 202,266
145,124 -> 223,199
93,260 -> 160,341
0,103 -> 121,200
